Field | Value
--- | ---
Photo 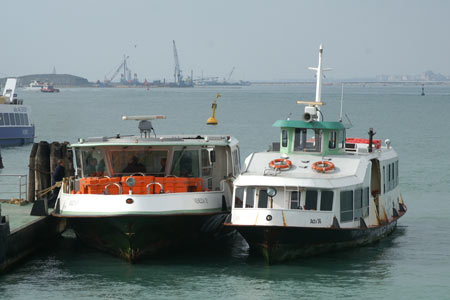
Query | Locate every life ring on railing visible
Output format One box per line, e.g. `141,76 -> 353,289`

269,158 -> 292,170
312,161 -> 335,172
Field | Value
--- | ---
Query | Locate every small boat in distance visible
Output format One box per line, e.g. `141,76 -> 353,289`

0,78 -> 35,146
24,80 -> 44,91
225,45 -> 406,263
40,83 -> 60,93
53,114 -> 241,262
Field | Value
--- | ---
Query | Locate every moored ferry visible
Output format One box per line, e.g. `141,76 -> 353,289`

53,115 -> 241,261
225,45 -> 406,263
0,78 -> 35,146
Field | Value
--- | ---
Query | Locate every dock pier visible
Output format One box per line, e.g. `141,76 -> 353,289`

0,203 -> 66,273
0,141 -> 73,274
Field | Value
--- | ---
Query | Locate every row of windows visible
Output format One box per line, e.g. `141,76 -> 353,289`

234,187 -> 334,212
340,187 -> 370,222
383,161 -> 399,193
0,112 -> 30,126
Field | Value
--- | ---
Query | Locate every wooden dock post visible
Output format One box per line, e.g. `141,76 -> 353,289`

63,142 -> 75,177
28,143 -> 39,202
50,141 -> 63,175
35,141 -> 51,200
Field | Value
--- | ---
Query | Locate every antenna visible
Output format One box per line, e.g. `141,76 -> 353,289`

339,83 -> 344,122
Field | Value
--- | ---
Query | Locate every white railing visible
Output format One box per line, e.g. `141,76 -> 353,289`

0,174 -> 28,201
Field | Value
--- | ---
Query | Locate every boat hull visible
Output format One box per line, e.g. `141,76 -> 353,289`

67,213 -> 232,262
0,126 -> 35,146
231,221 -> 398,263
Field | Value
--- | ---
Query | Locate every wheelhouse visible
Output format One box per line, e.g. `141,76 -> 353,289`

68,135 -> 240,196
273,120 -> 350,156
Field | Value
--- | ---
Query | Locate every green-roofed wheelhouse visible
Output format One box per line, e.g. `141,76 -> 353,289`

274,120 -> 351,156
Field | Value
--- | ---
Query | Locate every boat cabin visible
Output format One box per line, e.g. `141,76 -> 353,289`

273,120 -> 350,156
69,135 -> 240,196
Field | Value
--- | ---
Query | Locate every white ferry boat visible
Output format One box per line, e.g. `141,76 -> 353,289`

53,115 -> 241,262
24,80 -> 44,91
225,46 -> 407,263
0,78 -> 35,146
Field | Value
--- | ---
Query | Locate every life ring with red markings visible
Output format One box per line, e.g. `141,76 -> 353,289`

312,161 -> 334,172
269,158 -> 292,170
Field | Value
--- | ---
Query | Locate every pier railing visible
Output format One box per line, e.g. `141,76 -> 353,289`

0,174 -> 28,202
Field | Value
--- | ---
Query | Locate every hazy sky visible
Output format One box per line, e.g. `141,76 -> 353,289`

1,0 -> 449,81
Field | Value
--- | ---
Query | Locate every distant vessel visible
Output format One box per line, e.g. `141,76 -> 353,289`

0,78 -> 35,146
225,45 -> 406,263
53,114 -> 241,262
24,80 -> 44,91
40,83 -> 60,93
194,78 -> 251,87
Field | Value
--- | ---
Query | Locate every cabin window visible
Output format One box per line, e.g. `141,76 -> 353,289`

391,162 -> 395,189
363,187 -> 369,217
171,150 -> 199,177
395,161 -> 399,187
354,188 -> 363,219
305,190 -> 318,210
3,113 -> 10,125
18,113 -> 25,125
23,113 -> 29,125
329,131 -> 337,149
320,190 -> 334,211
0,114 -> 4,126
15,113 -> 21,125
282,130 -> 288,147
109,149 -> 168,176
339,130 -> 346,149
9,113 -> 15,125
234,187 -> 244,208
232,148 -> 241,176
340,190 -> 353,222
201,149 -> 212,177
258,190 -> 269,208
290,191 -> 301,209
81,148 -> 107,177
294,128 -> 321,152
245,188 -> 255,208
388,164 -> 391,191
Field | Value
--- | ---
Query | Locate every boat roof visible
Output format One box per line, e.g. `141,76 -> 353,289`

235,148 -> 398,189
273,120 -> 351,130
70,134 -> 237,148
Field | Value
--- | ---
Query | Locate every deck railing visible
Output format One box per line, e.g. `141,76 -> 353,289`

0,174 -> 28,201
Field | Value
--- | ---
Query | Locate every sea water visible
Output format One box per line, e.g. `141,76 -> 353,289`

0,85 -> 449,299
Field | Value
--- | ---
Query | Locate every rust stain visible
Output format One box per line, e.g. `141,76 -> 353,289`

281,211 -> 287,227
254,212 -> 259,225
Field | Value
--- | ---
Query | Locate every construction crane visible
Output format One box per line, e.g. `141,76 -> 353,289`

173,40 -> 183,85
227,66 -> 235,81
104,55 -> 130,83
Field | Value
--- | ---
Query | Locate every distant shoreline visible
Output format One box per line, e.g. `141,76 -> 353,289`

2,73 -> 450,88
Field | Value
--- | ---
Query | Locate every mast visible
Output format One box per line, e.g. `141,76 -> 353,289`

308,44 -> 331,120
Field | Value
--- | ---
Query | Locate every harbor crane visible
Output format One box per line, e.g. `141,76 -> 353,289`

227,66 -> 235,81
173,40 -> 183,85
104,55 -> 132,83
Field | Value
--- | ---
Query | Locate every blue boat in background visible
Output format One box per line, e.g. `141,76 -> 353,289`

0,78 -> 35,146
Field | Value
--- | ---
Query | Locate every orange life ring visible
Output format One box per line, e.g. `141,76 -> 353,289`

312,161 -> 334,172
269,158 -> 292,169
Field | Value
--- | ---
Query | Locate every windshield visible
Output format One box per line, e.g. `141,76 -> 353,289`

110,150 -> 168,176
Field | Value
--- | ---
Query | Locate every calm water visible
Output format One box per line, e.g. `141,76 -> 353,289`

1,85 -> 449,299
